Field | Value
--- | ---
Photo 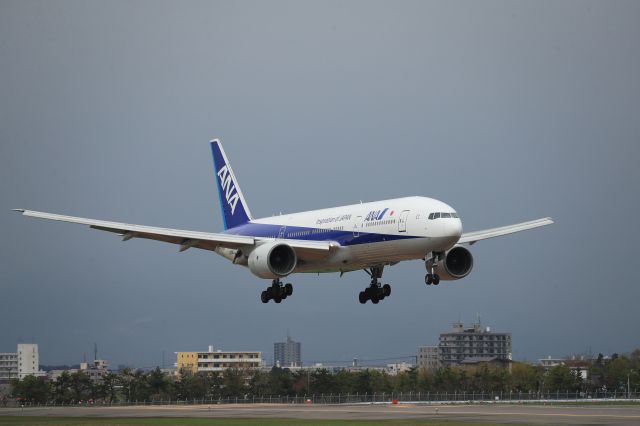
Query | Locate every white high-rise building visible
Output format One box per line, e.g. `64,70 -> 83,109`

1,344 -> 44,381
17,344 -> 42,379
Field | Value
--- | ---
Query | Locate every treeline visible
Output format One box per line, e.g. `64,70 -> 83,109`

9,350 -> 639,404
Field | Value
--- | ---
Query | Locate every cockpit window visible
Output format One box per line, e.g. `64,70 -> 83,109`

429,212 -> 458,220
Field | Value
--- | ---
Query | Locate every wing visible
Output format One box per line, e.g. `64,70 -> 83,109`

13,209 -> 335,261
457,217 -> 553,245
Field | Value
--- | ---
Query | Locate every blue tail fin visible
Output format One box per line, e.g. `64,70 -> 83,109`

210,139 -> 252,230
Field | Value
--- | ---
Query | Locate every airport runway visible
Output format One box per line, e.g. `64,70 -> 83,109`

2,403 -> 640,425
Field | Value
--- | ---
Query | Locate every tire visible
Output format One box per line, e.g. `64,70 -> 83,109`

383,284 -> 391,297
260,290 -> 269,303
274,295 -> 282,303
425,274 -> 432,285
358,291 -> 367,304
371,295 -> 379,304
266,287 -> 274,298
285,283 -> 293,296
433,275 -> 440,285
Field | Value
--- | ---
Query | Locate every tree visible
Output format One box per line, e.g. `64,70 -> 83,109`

11,375 -> 50,403
147,367 -> 172,401
310,369 -> 335,394
222,368 -> 246,398
545,365 -> 579,393
52,371 -> 73,404
99,372 -> 120,403
69,371 -> 93,402
510,362 -> 542,393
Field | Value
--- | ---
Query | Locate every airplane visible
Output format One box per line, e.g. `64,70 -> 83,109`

14,139 -> 553,304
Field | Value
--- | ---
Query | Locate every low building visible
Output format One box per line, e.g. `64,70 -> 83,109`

539,356 -> 588,380
80,359 -> 110,382
386,362 -> 413,375
47,359 -> 110,382
175,345 -> 262,374
0,353 -> 18,383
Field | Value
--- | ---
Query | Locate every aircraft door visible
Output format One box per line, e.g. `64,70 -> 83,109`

398,210 -> 410,232
278,226 -> 286,238
353,216 -> 363,238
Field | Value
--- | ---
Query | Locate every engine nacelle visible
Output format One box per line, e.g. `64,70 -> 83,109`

428,246 -> 474,280
247,242 -> 297,279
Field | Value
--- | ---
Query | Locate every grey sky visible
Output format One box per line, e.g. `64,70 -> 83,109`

1,1 -> 639,368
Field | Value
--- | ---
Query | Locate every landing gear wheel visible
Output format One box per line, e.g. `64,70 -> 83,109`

274,294 -> 282,303
284,283 -> 293,296
433,274 -> 440,285
359,291 -> 368,304
425,274 -> 432,285
371,295 -> 380,304
382,284 -> 391,297
261,290 -> 269,303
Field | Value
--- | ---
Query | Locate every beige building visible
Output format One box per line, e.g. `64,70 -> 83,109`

418,346 -> 440,372
176,345 -> 262,373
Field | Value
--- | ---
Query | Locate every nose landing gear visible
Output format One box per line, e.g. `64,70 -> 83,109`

359,266 -> 391,304
425,252 -> 441,285
261,279 -> 293,303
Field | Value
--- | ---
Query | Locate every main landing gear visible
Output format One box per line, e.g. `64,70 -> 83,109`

425,252 -> 440,285
261,279 -> 293,304
359,266 -> 391,304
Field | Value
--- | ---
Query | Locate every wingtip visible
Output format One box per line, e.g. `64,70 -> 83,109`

12,208 -> 25,213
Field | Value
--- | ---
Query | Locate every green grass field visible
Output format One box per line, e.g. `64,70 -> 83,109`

0,418 -> 537,426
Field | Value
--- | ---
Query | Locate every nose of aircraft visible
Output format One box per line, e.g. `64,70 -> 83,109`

450,218 -> 463,239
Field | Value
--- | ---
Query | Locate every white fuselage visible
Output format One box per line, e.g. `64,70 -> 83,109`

222,196 -> 463,273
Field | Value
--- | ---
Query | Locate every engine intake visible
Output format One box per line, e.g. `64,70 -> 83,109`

430,246 -> 474,280
248,242 -> 297,279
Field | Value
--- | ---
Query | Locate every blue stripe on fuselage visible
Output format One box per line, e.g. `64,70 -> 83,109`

223,222 -> 418,246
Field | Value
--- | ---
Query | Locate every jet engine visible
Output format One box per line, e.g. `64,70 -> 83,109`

429,246 -> 474,280
247,242 -> 297,279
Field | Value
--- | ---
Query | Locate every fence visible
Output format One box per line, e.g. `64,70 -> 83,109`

3,390 -> 639,408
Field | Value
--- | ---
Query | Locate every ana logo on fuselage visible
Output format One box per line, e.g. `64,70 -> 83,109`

365,208 -> 388,222
217,165 -> 239,215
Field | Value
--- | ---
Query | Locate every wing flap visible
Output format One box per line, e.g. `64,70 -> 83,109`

275,239 -> 339,261
458,217 -> 554,245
